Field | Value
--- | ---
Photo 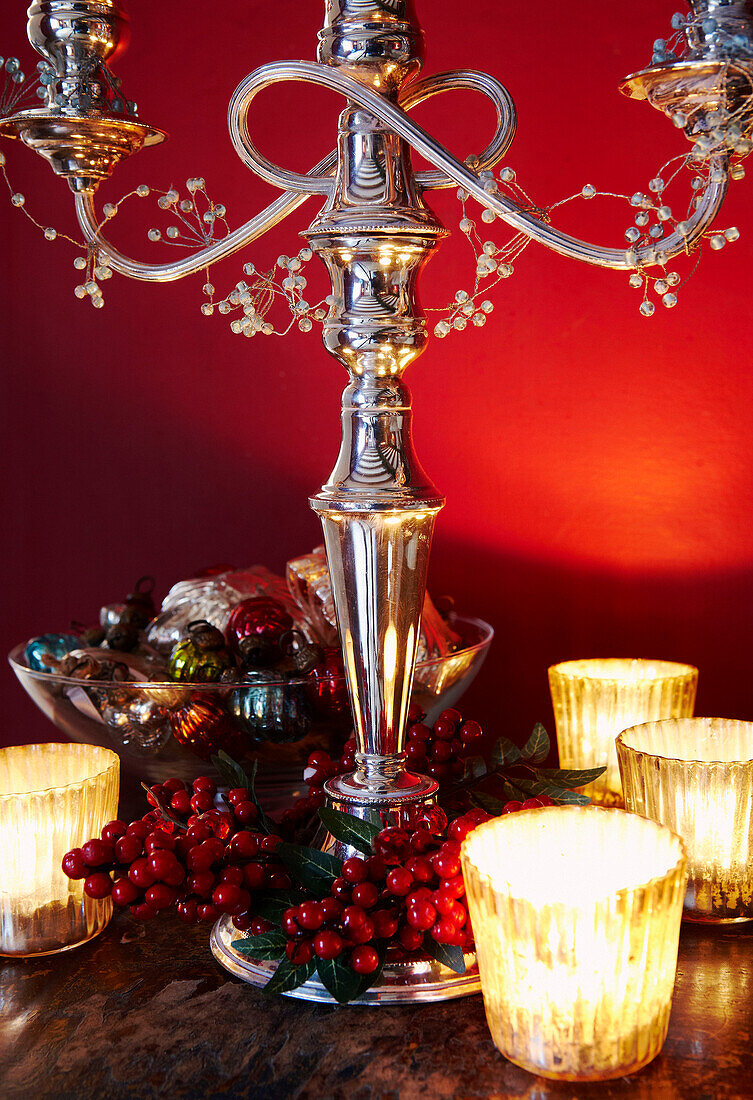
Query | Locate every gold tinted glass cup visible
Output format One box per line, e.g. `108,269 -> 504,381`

461,807 -> 687,1081
548,659 -> 698,806
617,718 -> 753,923
0,743 -> 120,956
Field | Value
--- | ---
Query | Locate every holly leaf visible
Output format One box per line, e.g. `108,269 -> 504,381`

231,929 -> 287,960
527,779 -> 591,806
251,890 -> 301,922
363,810 -> 384,830
317,806 -> 379,856
276,842 -> 343,897
210,750 -> 250,791
423,938 -> 466,975
521,723 -> 549,764
536,766 -> 606,789
469,790 -> 506,815
140,782 -> 188,832
463,755 -> 488,780
263,956 -> 316,996
316,955 -> 366,1004
490,737 -> 521,768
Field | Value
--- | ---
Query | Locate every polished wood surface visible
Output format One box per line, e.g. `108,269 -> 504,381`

1,913 -> 751,1099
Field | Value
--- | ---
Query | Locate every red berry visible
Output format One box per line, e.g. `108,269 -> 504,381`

212,883 -> 246,913
439,708 -> 463,725
260,834 -> 281,853
162,777 -> 185,794
264,870 -> 292,890
114,833 -> 143,864
190,791 -> 214,814
406,856 -> 434,884
374,827 -> 411,866
220,865 -> 244,886
81,839 -> 114,868
448,817 -> 476,844
536,794 -> 554,807
415,806 -> 448,836
522,798 -> 544,810
459,719 -> 483,745
131,902 -> 158,920
502,800 -> 522,814
146,784 -> 166,808
174,835 -> 197,860
431,917 -> 460,943
146,849 -> 180,882
126,820 -> 151,839
307,750 -> 333,769
101,820 -> 127,843
84,872 -> 112,899
233,800 -> 258,825
407,886 -> 433,907
145,883 -> 177,910
197,902 -> 220,922
407,703 -> 425,724
177,898 -> 198,923
331,877 -> 352,903
465,808 -> 492,825
243,862 -> 266,890
365,855 -> 388,882
313,930 -> 343,959
186,871 -> 215,898
433,718 -> 456,741
409,829 -> 435,854
432,740 -> 453,763
441,873 -> 467,900
406,742 -> 427,765
372,910 -> 399,939
128,858 -> 157,889
297,900 -> 324,930
386,867 -> 413,896
62,849 -> 87,879
249,917 -> 273,935
282,907 -> 301,935
407,900 -> 436,931
192,776 -> 216,794
320,897 -> 344,923
169,790 -> 191,815
286,940 -> 313,966
145,829 -> 176,853
341,857 -> 369,884
350,945 -> 379,975
227,787 -> 250,805
351,882 -> 379,909
186,821 -> 213,842
426,762 -> 451,782
111,877 -> 140,906
431,851 -> 461,879
407,722 -> 431,741
229,831 -> 261,860
398,924 -> 423,951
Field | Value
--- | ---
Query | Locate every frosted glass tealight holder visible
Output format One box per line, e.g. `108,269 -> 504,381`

548,658 -> 698,806
461,807 -> 687,1081
617,718 -> 753,923
0,743 -> 120,956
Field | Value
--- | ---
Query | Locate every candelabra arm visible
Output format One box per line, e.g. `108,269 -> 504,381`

72,152 -> 336,282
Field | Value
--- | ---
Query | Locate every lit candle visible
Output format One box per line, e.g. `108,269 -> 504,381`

461,807 -> 687,1081
0,743 -> 119,956
617,718 -> 753,923
548,659 -> 697,806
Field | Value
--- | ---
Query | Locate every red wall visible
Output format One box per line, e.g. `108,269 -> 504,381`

2,0 -> 752,750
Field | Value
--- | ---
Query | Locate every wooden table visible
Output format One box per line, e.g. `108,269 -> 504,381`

1,912 -> 751,1099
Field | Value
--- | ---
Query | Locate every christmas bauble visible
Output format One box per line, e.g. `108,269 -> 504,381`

25,633 -> 81,672
169,695 -> 240,760
225,597 -> 293,654
308,645 -> 351,722
101,696 -> 172,754
168,621 -> 235,683
229,671 -> 310,744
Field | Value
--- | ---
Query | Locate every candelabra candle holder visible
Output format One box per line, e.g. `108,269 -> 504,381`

1,0 -> 752,1000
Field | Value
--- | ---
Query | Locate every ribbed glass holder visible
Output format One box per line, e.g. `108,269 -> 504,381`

617,718 -> 753,923
0,743 -> 120,956
548,659 -> 698,806
461,807 -> 687,1082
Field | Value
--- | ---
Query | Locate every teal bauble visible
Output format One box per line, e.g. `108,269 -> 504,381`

229,670 -> 310,744
25,633 -> 81,672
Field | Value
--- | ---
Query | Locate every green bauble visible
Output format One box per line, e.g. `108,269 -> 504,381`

229,670 -> 310,744
168,619 -> 235,683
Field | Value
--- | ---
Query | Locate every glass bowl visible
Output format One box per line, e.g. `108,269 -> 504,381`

9,614 -> 492,788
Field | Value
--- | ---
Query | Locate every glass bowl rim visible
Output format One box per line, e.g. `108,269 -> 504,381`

548,657 -> 698,683
616,717 -> 753,766
0,742 -> 119,800
461,804 -> 688,902
8,613 -> 494,690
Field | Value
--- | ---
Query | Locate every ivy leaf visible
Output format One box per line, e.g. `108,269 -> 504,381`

469,790 -> 506,815
316,955 -> 366,1004
140,782 -> 188,832
231,929 -> 286,960
318,806 -> 379,857
490,737 -> 521,768
536,766 -> 606,789
276,842 -> 343,897
521,723 -> 550,764
263,956 -> 316,996
423,938 -> 466,975
210,752 -> 278,836
251,890 -> 301,922
463,755 -> 488,780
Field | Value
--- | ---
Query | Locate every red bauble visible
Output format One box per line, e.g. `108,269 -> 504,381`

307,645 -> 350,721
225,597 -> 293,654
169,695 -> 241,760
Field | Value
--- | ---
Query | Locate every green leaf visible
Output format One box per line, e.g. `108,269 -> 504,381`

527,779 -> 591,805
490,737 -> 521,768
469,790 -> 506,815
276,842 -> 343,897
263,956 -> 316,996
535,766 -> 606,788
251,890 -> 300,922
463,755 -> 488,780
521,722 -> 550,764
363,809 -> 384,830
316,955 -> 366,1004
318,806 -> 379,857
231,929 -> 286,960
210,750 -> 250,791
423,938 -> 466,975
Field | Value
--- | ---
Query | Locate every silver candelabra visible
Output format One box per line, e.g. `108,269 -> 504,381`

2,0 -> 752,1002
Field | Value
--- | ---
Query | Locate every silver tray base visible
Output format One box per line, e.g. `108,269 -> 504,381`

210,914 -> 481,1004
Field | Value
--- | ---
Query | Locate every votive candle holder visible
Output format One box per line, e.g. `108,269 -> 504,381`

617,718 -> 753,923
461,806 -> 687,1081
548,659 -> 698,806
0,742 -> 120,956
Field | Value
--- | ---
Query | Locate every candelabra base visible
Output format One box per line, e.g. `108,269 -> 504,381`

210,915 -> 481,1003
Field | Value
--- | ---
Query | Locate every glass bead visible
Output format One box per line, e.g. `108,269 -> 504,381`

483,179 -> 499,194
472,312 -> 486,327
666,272 -> 680,286
201,303 -> 214,316
434,321 -> 451,338
180,200 -> 192,212
186,178 -> 198,192
653,39 -> 666,52
676,221 -> 691,236
710,234 -> 726,250
662,292 -> 678,308
203,283 -> 214,296
325,294 -> 339,306
202,211 -> 215,224
582,184 -> 596,199
649,177 -> 665,192
218,302 -> 230,315
481,300 -> 494,313
288,257 -> 301,271
0,151 -> 5,167
649,225 -> 664,238
294,276 -> 307,289
166,226 -> 179,239
282,277 -> 295,291
481,209 -> 496,223
298,317 -> 313,332
499,263 -> 514,277
92,296 -> 104,309
499,167 -> 515,182
456,188 -> 468,201
166,189 -> 179,204
730,163 -> 746,180
277,255 -> 290,269
299,247 -> 313,261
459,217 -> 474,234
136,184 -> 150,198
671,13 -> 685,30
94,265 -> 107,279
148,228 -> 161,242
453,317 -> 467,330
725,226 -> 740,241
639,300 -> 655,317
654,279 -> 668,295
101,267 -> 112,280
294,300 -> 310,313
229,290 -> 240,304
74,256 -> 87,270
702,18 -> 717,34
74,285 -> 87,299
102,203 -> 116,218
461,301 -> 475,316
214,204 -> 226,217
625,227 -> 641,243
314,309 -> 326,320
630,192 -> 645,206
477,256 -> 496,275
635,212 -> 649,227
656,206 -> 672,221
157,196 -> 170,209
5,58 -> 19,73
243,262 -> 256,276
455,290 -> 470,303
482,241 -> 496,256
85,280 -> 98,295
262,322 -> 275,335
43,227 -> 56,241
10,193 -> 24,207
629,273 -> 643,289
